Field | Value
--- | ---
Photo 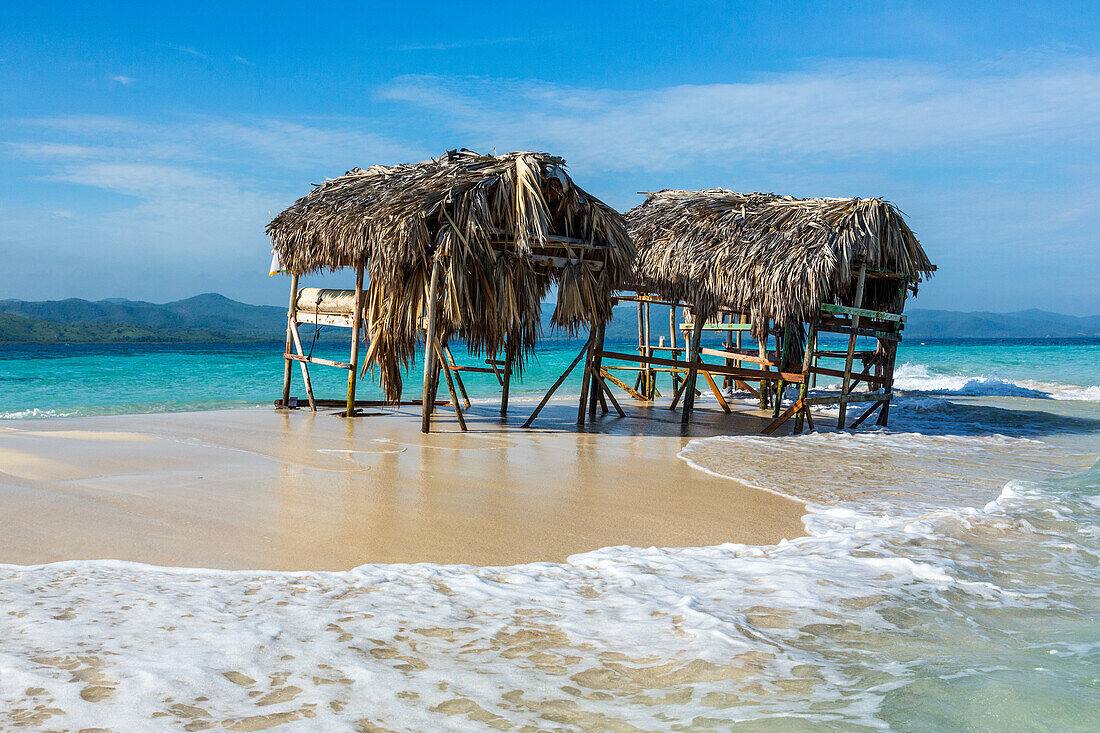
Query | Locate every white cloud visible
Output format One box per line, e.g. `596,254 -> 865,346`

110,75 -> 135,85
381,56 -> 1100,171
396,37 -> 521,52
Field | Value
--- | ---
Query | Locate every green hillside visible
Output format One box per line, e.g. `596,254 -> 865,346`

0,313 -> 256,344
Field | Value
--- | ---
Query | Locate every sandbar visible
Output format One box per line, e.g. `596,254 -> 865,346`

0,402 -> 805,569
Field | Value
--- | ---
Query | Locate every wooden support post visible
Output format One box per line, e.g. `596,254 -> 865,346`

421,260 -> 443,434
577,328 -> 596,426
345,265 -> 365,417
838,264 -> 867,428
681,314 -> 706,425
635,302 -> 645,393
644,302 -> 654,399
500,336 -> 515,416
281,273 -> 299,408
669,304 -> 681,395
523,336 -> 592,428
877,279 -> 909,427
794,318 -> 818,434
588,323 -> 606,419
877,339 -> 898,427
758,329 -> 770,410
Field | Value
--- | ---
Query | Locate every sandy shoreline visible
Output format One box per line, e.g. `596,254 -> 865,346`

0,402 -> 805,569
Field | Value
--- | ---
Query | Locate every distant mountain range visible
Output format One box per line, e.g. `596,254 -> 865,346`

0,294 -> 1097,344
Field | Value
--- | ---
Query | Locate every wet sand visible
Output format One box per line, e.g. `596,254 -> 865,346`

0,402 -> 805,569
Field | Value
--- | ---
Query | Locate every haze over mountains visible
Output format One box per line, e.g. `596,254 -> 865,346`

1,293 -> 1097,344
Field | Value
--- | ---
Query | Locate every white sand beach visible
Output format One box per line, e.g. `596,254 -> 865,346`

0,402 -> 806,569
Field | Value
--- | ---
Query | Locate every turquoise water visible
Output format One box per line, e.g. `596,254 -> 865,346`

1,337 -> 1099,730
2,337 -> 1098,418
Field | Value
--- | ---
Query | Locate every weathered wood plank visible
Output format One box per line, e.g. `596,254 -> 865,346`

284,353 -> 352,371
820,303 -> 906,322
805,392 -> 891,406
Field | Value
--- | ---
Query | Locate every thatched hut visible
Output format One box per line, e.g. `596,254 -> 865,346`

267,149 -> 633,431
617,189 -> 934,431
625,190 -> 933,338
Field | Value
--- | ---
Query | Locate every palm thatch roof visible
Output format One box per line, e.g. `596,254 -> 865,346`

267,149 -> 633,400
626,190 -> 934,338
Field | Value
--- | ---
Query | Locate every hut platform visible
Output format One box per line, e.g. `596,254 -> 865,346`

0,406 -> 806,571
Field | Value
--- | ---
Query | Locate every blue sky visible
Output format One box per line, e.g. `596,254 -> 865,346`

2,1 -> 1098,313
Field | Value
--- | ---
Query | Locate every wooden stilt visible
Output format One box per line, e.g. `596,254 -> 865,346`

577,329 -> 596,426
523,336 -> 592,428
794,318 -> 818,433
281,273 -> 299,408
634,302 -> 645,393
681,314 -> 706,425
588,323 -> 606,418
877,339 -> 898,426
758,329 -> 770,410
500,336 -> 515,415
421,260 -> 443,434
838,264 -> 867,428
644,302 -> 654,399
345,265 -> 365,417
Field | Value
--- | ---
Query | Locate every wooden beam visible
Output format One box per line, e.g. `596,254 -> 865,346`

596,350 -> 805,383
700,347 -> 775,368
284,353 -> 352,371
701,370 -> 731,414
849,399 -> 885,429
680,322 -> 753,331
763,399 -> 803,435
522,336 -> 592,428
599,376 -> 626,417
819,303 -> 906,322
601,367 -> 647,401
805,392 -> 891,406
810,365 -> 889,386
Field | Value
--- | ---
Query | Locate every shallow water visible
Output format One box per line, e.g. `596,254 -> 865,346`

0,339 -> 1098,730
